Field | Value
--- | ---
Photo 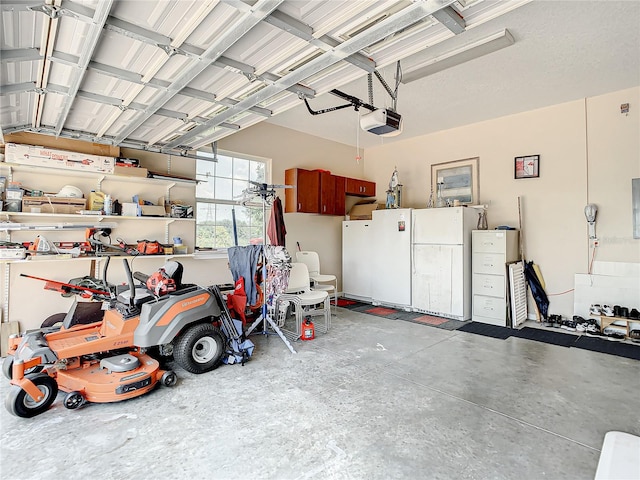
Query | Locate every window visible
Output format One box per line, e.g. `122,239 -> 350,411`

195,151 -> 269,249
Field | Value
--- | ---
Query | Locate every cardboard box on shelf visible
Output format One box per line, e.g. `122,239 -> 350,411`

121,202 -> 140,217
5,143 -> 115,174
4,132 -> 119,157
22,196 -> 87,214
140,205 -> 166,217
113,165 -> 148,178
347,200 -> 384,220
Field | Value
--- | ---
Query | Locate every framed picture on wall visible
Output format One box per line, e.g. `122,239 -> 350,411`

431,157 -> 479,206
515,155 -> 540,179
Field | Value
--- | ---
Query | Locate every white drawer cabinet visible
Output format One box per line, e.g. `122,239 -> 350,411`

472,230 -> 519,326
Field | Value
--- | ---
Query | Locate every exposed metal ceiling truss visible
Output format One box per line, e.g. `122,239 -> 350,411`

1,0 -> 529,156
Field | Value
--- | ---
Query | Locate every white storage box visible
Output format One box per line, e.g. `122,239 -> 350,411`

5,143 -> 115,174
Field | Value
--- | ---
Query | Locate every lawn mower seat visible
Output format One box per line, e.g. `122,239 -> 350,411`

117,287 -> 155,307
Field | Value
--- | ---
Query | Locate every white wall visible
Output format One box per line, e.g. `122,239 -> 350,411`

364,87 -> 640,318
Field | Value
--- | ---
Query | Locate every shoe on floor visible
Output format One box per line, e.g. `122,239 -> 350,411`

629,330 -> 640,343
575,317 -> 589,332
603,326 -> 626,340
546,314 -> 561,327
585,323 -> 602,336
561,319 -> 577,331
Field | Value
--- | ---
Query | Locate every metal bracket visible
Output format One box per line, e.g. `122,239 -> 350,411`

303,89 -> 376,116
28,4 -> 61,19
157,44 -> 184,58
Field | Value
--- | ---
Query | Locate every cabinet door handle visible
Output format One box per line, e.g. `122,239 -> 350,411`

298,202 -> 301,210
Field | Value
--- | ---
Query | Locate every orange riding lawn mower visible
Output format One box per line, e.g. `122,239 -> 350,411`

2,258 -> 254,418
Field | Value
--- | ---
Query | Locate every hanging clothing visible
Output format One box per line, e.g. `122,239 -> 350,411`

227,245 -> 262,305
267,196 -> 287,246
264,245 -> 291,305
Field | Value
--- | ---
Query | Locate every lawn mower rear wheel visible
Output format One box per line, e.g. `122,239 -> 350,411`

173,323 -> 224,374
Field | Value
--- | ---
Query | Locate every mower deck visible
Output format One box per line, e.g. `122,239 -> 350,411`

56,352 -> 164,403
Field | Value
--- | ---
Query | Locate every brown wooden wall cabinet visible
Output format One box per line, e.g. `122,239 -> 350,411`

345,178 -> 376,197
285,168 -> 320,213
285,168 -> 373,215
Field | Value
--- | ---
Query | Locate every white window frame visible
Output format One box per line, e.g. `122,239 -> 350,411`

195,149 -> 271,250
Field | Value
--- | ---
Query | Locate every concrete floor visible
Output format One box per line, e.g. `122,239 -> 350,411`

1,308 -> 639,480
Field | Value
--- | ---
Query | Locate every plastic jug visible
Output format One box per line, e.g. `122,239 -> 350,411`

88,191 -> 105,211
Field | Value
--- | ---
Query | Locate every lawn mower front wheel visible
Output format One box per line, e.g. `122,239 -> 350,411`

173,323 -> 224,374
2,357 -> 44,381
5,373 -> 58,418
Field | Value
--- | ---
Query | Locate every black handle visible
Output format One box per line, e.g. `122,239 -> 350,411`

133,271 -> 149,284
123,259 -> 135,307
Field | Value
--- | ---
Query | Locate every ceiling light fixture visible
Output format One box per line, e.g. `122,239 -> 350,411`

401,28 -> 515,84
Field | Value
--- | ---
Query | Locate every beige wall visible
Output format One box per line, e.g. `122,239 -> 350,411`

364,86 -> 640,318
586,88 -> 640,261
4,87 -> 638,330
1,125 -> 365,331
219,122 -> 366,289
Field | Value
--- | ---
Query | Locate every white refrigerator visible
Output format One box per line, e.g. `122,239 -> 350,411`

411,207 -> 477,320
342,220 -> 374,301
371,208 -> 413,309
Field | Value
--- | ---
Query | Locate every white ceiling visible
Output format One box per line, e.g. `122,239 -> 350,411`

268,0 -> 640,149
1,0 -> 638,154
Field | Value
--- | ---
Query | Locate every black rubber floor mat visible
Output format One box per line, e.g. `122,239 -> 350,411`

457,322 -> 513,339
573,336 -> 640,360
339,299 -> 457,330
513,327 -> 578,348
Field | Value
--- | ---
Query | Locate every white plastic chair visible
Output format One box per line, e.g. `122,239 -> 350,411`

295,251 -> 338,308
276,262 -> 331,339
